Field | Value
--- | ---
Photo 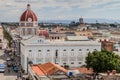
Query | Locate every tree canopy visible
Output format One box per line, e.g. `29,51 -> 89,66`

3,29 -> 12,48
85,50 -> 120,73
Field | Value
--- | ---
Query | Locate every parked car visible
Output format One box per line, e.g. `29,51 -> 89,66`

13,66 -> 18,72
0,64 -> 6,73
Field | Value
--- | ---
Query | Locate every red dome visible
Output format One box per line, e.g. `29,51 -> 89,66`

20,4 -> 38,22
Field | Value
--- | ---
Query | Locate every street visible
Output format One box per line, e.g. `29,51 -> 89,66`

0,50 -> 17,80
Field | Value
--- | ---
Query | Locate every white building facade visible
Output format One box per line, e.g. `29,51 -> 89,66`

18,4 -> 101,73
20,36 -> 101,73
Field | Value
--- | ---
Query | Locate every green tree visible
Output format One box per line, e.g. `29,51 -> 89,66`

85,50 -> 120,73
3,30 -> 12,48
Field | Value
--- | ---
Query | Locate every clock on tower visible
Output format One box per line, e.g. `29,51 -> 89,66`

28,18 -> 32,22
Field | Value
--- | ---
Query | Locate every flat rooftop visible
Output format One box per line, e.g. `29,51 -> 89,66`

21,36 -> 101,46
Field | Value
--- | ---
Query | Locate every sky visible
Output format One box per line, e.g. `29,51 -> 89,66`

0,0 -> 120,22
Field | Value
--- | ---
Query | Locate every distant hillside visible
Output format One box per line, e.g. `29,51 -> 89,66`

39,18 -> 120,24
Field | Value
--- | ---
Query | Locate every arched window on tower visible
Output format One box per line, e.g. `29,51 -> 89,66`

27,23 -> 33,26
34,28 -> 36,35
21,23 -> 25,26
23,28 -> 25,35
28,28 -> 32,35
0,39 -> 2,43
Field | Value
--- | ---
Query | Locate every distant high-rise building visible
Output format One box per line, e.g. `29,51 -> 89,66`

77,17 -> 87,31
79,17 -> 84,24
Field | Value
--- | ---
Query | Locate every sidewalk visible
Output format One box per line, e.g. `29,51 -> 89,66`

5,76 -> 17,80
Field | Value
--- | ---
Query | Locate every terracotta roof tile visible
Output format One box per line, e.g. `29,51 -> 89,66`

38,30 -> 49,38
32,66 -> 45,76
31,62 -> 68,76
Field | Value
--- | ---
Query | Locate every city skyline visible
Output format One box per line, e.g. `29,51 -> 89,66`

0,0 -> 120,22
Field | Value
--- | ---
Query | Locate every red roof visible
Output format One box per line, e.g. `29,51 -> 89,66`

32,62 -> 68,76
38,30 -> 49,38
32,66 -> 45,76
20,4 -> 38,22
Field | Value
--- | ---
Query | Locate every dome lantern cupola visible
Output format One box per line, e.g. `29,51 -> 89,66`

27,4 -> 31,10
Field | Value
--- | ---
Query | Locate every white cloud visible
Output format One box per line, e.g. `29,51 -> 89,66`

0,0 -> 120,21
